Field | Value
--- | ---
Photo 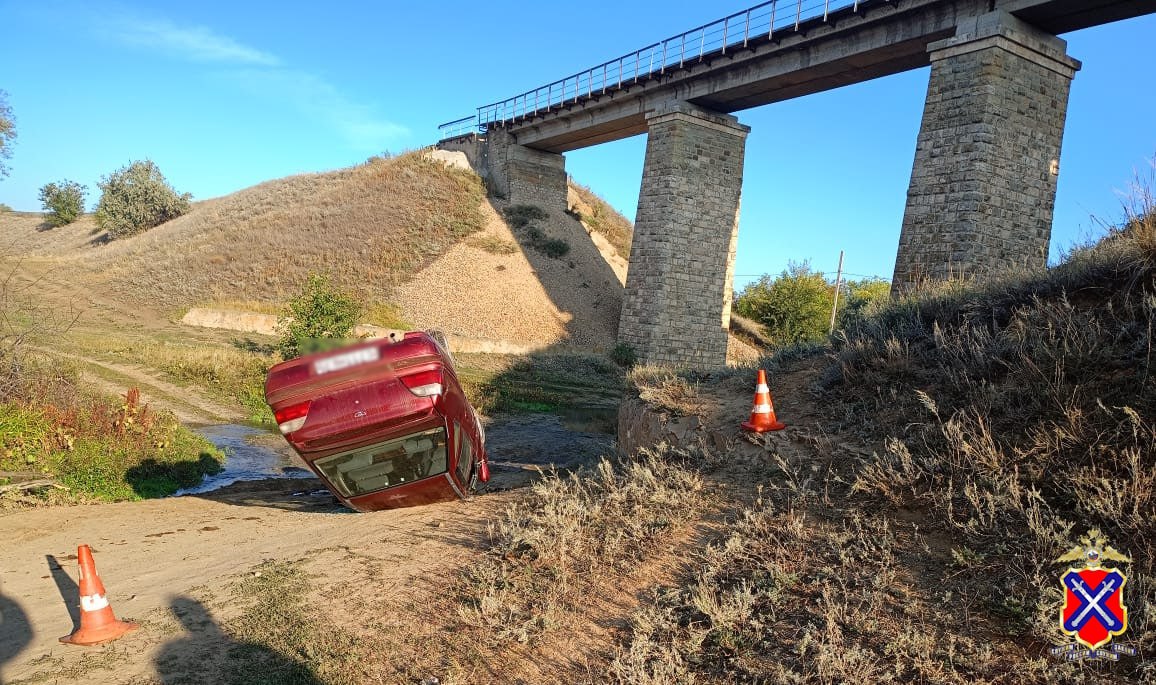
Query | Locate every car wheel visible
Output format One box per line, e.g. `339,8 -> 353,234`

426,329 -> 453,363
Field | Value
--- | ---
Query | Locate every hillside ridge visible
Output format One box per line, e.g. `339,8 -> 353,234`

0,152 -> 635,350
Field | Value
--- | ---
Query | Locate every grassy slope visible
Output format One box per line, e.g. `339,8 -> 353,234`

568,180 -> 634,259
609,212 -> 1156,682
5,152 -> 486,312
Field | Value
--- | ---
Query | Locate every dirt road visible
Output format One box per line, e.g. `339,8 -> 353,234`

0,406 -> 615,684
0,482 -> 499,683
0,261 -> 616,684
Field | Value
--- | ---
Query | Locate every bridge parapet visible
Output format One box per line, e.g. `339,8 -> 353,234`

474,0 -> 862,129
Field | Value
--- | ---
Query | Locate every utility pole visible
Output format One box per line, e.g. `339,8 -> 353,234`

828,250 -> 844,334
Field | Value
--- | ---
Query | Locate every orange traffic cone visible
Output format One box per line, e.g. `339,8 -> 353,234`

741,369 -> 786,433
59,545 -> 138,646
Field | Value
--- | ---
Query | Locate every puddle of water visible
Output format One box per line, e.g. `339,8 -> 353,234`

175,424 -> 315,496
177,406 -> 620,496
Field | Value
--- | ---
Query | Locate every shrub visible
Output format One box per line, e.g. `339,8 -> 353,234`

503,204 -> 549,229
277,273 -> 362,359
512,222 -> 571,260
95,160 -> 191,239
734,261 -> 834,346
610,342 -> 637,368
0,89 -> 14,179
541,238 -> 569,258
0,203 -> 12,212
38,180 -> 86,227
837,277 -> 892,328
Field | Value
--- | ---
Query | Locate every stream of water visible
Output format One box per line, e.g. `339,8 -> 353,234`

174,424 -> 314,496
174,406 -> 620,496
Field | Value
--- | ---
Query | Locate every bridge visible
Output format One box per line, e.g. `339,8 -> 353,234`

438,0 -> 1153,368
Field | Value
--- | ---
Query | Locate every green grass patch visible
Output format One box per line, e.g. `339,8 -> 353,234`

0,386 -> 222,503
363,301 -> 411,330
455,352 -> 625,415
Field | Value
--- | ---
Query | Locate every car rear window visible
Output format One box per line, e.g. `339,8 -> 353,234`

314,427 -> 447,498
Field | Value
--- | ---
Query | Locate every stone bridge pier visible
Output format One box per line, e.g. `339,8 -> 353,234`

893,11 -> 1081,292
618,101 -> 749,368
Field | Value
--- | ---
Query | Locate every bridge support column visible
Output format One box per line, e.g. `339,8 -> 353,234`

619,101 -> 749,369
893,11 -> 1080,293
483,128 -> 568,212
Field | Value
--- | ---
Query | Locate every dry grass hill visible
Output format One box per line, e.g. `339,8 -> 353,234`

0,151 -> 640,351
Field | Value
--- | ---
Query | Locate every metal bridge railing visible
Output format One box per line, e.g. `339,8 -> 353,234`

437,115 -> 479,139
447,0 -> 864,134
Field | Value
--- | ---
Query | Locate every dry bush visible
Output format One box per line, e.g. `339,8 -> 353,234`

820,204 -> 1156,680
459,445 -> 706,644
629,367 -> 710,417
609,450 -> 1075,684
609,457 -> 1007,684
608,191 -> 1156,683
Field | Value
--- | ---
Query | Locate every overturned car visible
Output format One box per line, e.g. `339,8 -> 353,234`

264,331 -> 489,511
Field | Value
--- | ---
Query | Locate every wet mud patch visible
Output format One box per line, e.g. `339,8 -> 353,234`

480,410 -> 616,491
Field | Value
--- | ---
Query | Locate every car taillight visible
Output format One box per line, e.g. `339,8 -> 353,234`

400,370 -> 442,397
274,401 -> 311,434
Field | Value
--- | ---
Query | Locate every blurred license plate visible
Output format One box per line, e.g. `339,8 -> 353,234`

313,347 -> 379,375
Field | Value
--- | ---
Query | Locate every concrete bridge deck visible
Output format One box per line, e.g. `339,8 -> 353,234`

470,0 -> 1148,152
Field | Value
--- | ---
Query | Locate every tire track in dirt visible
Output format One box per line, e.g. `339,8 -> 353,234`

0,486 -> 516,685
28,346 -> 240,425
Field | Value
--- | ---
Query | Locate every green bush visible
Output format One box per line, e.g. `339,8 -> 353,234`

502,204 -> 549,229
277,273 -> 363,359
0,387 -> 223,503
0,203 -> 12,212
610,343 -> 637,368
837,277 -> 892,328
514,224 -> 571,260
0,89 -> 14,179
541,238 -> 570,259
95,160 -> 191,239
734,261 -> 834,346
38,180 -> 86,227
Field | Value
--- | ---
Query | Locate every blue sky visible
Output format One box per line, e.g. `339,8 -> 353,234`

1,1 -> 1152,290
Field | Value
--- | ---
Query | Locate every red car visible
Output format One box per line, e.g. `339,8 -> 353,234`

264,331 -> 489,511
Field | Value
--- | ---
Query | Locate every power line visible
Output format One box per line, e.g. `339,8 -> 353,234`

733,271 -> 891,281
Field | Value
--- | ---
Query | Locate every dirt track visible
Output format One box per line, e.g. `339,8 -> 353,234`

0,257 -> 619,684
0,481 -> 502,683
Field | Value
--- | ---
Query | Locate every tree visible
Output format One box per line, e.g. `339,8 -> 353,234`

38,180 -> 86,227
0,90 -> 15,179
277,274 -> 363,359
734,261 -> 834,346
95,160 -> 191,239
837,277 -> 892,328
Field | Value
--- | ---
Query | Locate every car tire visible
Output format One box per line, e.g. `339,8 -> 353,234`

426,329 -> 454,363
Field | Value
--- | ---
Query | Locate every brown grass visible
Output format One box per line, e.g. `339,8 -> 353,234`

568,180 -> 634,258
53,152 -> 485,310
628,366 -> 709,417
608,205 -> 1156,682
458,446 -> 707,645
